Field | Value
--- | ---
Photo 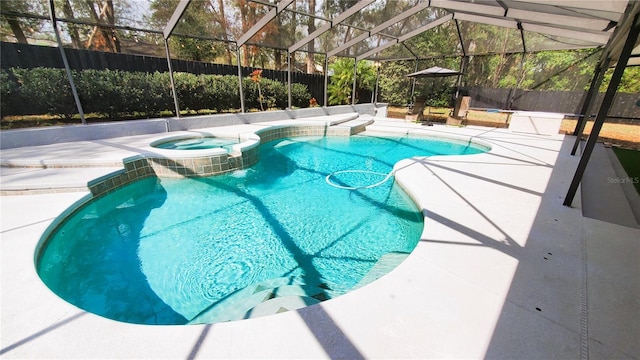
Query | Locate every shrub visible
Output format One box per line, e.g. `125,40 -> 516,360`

77,69 -> 124,118
216,75 -> 241,111
242,78 -> 260,110
172,72 -> 202,112
291,83 -> 311,108
200,75 -> 240,112
12,67 -> 76,118
0,67 -> 313,120
260,78 -> 287,109
0,69 -> 20,117
130,71 -> 173,117
242,77 -> 311,110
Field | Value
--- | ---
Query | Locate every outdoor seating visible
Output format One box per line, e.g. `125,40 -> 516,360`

405,97 -> 427,122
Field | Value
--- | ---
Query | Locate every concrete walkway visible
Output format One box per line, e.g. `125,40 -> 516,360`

1,118 -> 638,359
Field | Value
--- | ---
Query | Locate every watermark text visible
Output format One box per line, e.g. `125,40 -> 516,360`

607,176 -> 640,184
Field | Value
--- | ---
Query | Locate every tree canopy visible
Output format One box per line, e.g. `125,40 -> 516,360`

1,0 -> 638,97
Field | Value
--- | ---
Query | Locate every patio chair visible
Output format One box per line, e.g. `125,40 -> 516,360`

405,97 -> 427,122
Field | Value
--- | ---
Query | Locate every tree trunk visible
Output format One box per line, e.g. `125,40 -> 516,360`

84,0 -> 120,52
215,0 -> 233,64
62,0 -> 82,48
491,31 -> 510,87
275,50 -> 282,69
4,17 -> 28,44
238,0 -> 250,65
104,0 -> 120,52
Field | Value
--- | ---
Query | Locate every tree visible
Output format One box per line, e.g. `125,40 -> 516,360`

328,58 -> 376,105
520,49 -> 600,91
378,61 -> 413,105
213,0 -> 233,64
601,66 -> 640,93
60,0 -> 82,48
83,0 -> 121,52
149,0 -> 224,61
48,0 -> 131,52
320,0 -> 368,54
234,0 -> 282,66
0,0 -> 48,44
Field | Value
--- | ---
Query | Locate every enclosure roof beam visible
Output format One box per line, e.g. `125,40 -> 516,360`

454,19 -> 465,57
327,32 -> 370,58
237,0 -> 295,47
600,1 -> 640,67
521,23 -> 610,45
47,0 -> 85,124
452,12 -> 607,44
402,42 -> 419,60
496,0 -> 509,17
327,1 -> 432,58
289,0 -> 376,53
355,40 -> 399,61
438,0 -> 620,48
453,13 -> 518,29
163,0 -> 191,39
518,22 -> 526,54
431,0 -> 506,17
368,1 -> 432,36
512,0 -> 628,21
506,8 -> 612,32
356,14 -> 453,61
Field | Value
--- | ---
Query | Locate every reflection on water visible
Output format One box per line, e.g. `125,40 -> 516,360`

37,134 -> 486,324
38,178 -> 188,324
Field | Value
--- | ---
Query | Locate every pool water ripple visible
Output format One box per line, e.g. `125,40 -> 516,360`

37,133 -> 487,325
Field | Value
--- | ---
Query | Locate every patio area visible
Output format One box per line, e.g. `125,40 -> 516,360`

1,115 -> 638,359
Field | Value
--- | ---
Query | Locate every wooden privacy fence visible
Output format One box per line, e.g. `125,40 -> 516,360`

1,42 -> 326,106
2,42 -> 638,118
463,87 -> 639,120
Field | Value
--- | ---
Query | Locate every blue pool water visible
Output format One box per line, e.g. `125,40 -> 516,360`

37,134 -> 486,325
153,137 -> 239,150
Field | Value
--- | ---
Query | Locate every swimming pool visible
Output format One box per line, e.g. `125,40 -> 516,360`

36,133 -> 487,325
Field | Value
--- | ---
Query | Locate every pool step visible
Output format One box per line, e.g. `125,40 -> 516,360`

352,251 -> 410,290
244,283 -> 332,318
327,116 -> 375,136
188,276 -> 336,324
245,294 -> 321,319
323,112 -> 360,126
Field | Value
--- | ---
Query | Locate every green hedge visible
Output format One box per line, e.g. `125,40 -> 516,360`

0,68 -> 312,119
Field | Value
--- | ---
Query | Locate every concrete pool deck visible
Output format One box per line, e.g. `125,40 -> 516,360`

1,117 -> 638,359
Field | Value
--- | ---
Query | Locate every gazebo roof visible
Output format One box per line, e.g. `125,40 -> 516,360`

406,66 -> 464,78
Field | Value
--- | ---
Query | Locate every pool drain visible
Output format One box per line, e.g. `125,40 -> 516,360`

325,170 -> 395,190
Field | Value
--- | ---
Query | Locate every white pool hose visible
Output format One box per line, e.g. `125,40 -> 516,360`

325,170 -> 395,190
